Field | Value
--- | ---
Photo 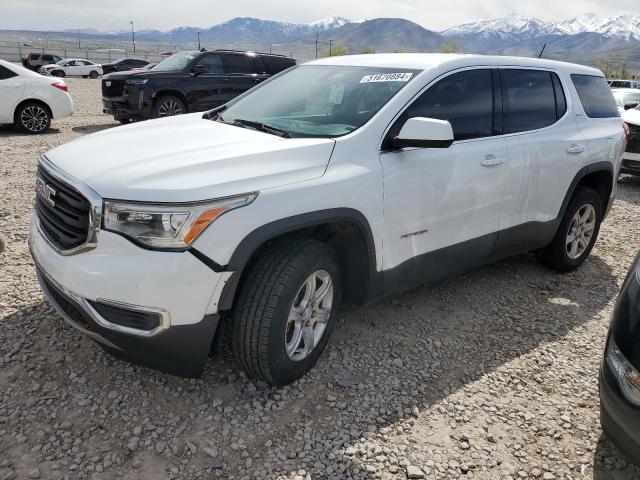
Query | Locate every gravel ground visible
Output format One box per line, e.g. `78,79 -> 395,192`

2,78 -> 640,480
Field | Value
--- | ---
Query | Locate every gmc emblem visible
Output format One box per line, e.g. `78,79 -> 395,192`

35,177 -> 56,207
105,81 -> 111,86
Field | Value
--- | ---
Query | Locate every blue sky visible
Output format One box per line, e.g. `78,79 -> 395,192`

0,0 -> 637,31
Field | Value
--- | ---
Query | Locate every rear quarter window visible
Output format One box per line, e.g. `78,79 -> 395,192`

571,74 -> 619,118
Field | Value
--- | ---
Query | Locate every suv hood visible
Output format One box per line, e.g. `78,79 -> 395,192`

45,113 -> 335,202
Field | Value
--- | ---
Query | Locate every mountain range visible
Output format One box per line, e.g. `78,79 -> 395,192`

11,13 -> 640,66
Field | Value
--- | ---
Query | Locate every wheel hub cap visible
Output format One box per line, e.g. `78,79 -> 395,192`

21,106 -> 48,132
566,204 -> 596,260
285,270 -> 333,361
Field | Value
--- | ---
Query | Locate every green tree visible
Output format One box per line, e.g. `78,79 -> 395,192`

440,40 -> 461,53
359,47 -> 376,54
322,42 -> 348,57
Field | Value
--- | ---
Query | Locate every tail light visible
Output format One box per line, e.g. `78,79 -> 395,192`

51,81 -> 67,93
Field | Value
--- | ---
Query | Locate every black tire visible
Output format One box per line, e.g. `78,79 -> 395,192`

89,70 -> 99,79
15,102 -> 51,134
152,95 -> 186,118
231,237 -> 341,386
537,186 -> 603,272
52,70 -> 65,77
118,118 -> 132,125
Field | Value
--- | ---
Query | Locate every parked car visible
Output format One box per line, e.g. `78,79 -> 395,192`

101,49 -> 296,123
620,106 -> 640,175
99,58 -> 149,75
30,54 -> 624,385
0,59 -> 73,134
131,62 -> 156,72
39,58 -> 103,78
610,79 -> 640,89
22,53 -> 63,71
612,88 -> 640,113
600,252 -> 640,465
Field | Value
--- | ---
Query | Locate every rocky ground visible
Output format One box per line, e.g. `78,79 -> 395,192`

1,79 -> 640,480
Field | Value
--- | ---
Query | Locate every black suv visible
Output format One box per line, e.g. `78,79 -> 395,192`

101,50 -> 296,123
100,58 -> 150,75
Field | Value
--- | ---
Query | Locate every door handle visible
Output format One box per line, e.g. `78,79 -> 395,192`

567,144 -> 585,154
481,155 -> 505,167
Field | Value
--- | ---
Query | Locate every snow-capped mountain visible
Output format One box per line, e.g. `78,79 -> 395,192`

307,16 -> 352,31
444,13 -> 640,41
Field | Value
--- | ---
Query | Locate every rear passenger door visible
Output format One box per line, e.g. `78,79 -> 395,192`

221,54 -> 266,99
499,68 -> 585,239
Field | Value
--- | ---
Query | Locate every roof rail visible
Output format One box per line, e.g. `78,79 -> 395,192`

212,49 -> 290,58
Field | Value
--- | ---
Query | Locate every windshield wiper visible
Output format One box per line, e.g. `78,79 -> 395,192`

232,118 -> 291,138
202,105 -> 227,121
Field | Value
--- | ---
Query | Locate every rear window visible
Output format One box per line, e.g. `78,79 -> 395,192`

0,65 -> 17,80
29,53 -> 40,60
260,56 -> 296,75
572,74 -> 619,118
222,54 -> 257,74
502,69 -> 564,134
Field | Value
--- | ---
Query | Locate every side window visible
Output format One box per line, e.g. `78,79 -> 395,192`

387,69 -> 495,144
222,55 -> 258,74
197,54 -> 223,74
571,74 -> 619,118
81,60 -> 92,66
42,55 -> 53,62
551,73 -> 567,119
501,69 -> 559,134
0,65 -> 17,80
30,54 -> 40,61
261,56 -> 296,74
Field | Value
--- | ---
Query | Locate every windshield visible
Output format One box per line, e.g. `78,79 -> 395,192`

153,52 -> 197,72
220,65 -> 420,138
55,59 -> 67,65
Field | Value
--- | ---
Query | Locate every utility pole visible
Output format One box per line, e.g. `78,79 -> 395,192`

197,31 -> 201,50
269,43 -> 272,54
130,20 -> 136,54
329,39 -> 333,57
77,29 -> 80,49
315,31 -> 318,59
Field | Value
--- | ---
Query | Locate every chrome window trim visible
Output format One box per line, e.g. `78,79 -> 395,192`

32,253 -> 171,337
37,155 -> 103,256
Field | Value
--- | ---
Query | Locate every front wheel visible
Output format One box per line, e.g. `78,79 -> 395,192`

537,186 -> 603,272
52,70 -> 65,77
152,95 -> 186,118
231,238 -> 341,386
89,70 -> 99,79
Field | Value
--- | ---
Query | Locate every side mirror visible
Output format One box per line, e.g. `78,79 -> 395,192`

191,65 -> 207,76
392,117 -> 454,149
624,101 -> 639,111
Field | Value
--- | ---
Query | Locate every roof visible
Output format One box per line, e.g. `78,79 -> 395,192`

305,53 -> 602,76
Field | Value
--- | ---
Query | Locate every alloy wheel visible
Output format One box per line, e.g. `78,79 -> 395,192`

285,270 -> 334,361
20,106 -> 49,133
157,100 -> 184,117
566,204 -> 596,259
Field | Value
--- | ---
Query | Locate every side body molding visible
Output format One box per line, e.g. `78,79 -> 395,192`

217,208 -> 380,311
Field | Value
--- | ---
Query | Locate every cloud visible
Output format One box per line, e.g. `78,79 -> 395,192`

1,0 -> 639,31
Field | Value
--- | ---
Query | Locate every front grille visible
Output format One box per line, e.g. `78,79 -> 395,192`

101,78 -> 125,98
36,165 -> 91,251
39,270 -> 93,330
627,123 -> 640,154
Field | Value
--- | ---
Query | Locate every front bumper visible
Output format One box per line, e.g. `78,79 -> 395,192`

621,153 -> 640,176
102,90 -> 152,120
600,362 -> 640,465
29,216 -> 230,377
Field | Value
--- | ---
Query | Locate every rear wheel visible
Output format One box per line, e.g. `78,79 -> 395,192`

231,238 -> 341,386
52,70 -> 65,77
89,70 -> 99,79
152,95 -> 186,118
537,186 -> 602,272
15,102 -> 51,134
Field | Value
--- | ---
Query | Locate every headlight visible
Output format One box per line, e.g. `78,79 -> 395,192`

103,193 -> 257,249
125,79 -> 148,85
606,338 -> 640,406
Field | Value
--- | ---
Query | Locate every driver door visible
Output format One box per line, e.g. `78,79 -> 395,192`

189,54 -> 228,111
379,68 -> 507,286
0,65 -> 23,123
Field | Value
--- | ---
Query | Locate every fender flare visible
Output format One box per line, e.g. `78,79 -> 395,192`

217,208 -> 379,311
556,161 -> 614,221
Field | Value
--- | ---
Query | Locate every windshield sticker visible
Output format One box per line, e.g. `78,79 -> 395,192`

328,83 -> 345,104
360,72 -> 413,83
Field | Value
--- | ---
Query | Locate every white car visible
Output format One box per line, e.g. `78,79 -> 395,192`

29,54 -> 625,385
0,59 -> 74,134
40,59 -> 102,79
612,88 -> 640,113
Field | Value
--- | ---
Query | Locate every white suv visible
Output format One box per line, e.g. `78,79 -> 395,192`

29,54 -> 625,385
